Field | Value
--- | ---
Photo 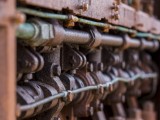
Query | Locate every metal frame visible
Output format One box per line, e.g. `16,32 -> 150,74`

0,0 -> 16,120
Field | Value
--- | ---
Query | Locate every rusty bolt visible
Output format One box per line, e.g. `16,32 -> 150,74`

80,3 -> 89,12
114,13 -> 120,20
108,83 -> 114,92
65,21 -> 75,27
112,3 -> 119,11
65,15 -> 79,27
115,0 -> 121,5
115,5 -> 119,11
16,104 -> 21,117
13,11 -> 26,24
103,26 -> 110,32
88,107 -> 94,116
68,15 -> 79,22
130,31 -> 138,37
98,85 -> 104,94
62,91 -> 74,102
103,24 -> 113,32
66,91 -> 74,102
52,65 -> 61,76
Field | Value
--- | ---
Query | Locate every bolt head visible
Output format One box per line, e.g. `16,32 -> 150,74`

108,84 -> 114,92
13,12 -> 26,24
114,13 -> 120,20
82,3 -> 89,11
67,91 -> 74,102
98,85 -> 104,94
115,0 -> 121,5
65,21 -> 75,27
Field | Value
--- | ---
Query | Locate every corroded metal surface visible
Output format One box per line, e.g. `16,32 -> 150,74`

0,13 -> 16,120
19,0 -> 160,32
0,0 -> 16,120
1,0 -> 160,120
0,0 -> 15,19
135,11 -> 151,32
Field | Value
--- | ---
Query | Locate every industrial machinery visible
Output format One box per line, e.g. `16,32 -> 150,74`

1,0 -> 160,120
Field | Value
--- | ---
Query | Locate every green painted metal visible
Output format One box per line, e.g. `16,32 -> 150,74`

18,8 -> 68,20
16,23 -> 36,40
17,8 -> 137,34
16,7 -> 160,46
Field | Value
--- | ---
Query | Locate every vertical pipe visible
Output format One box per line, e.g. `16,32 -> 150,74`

0,0 -> 16,120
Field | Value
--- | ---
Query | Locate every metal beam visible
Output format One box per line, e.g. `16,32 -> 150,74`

0,0 -> 16,120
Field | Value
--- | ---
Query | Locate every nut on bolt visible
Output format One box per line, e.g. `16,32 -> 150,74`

68,15 -> 79,22
28,19 -> 54,46
98,84 -> 104,94
108,83 -> 114,92
16,104 -> 21,117
13,11 -> 26,24
65,15 -> 79,27
115,0 -> 121,5
67,91 -> 74,102
113,13 -> 120,20
112,2 -> 119,11
80,2 -> 89,12
103,24 -> 113,32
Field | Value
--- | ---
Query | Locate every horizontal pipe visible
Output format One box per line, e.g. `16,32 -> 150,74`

18,8 -> 68,20
129,38 -> 141,48
18,7 -> 160,40
18,73 -> 157,114
16,22 -> 158,50
101,34 -> 123,46
16,23 -> 37,40
136,32 -> 153,38
143,40 -> 155,50
64,29 -> 90,44
18,92 -> 65,112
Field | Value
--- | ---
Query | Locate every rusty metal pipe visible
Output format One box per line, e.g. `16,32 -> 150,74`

64,29 -> 125,47
101,34 -> 124,46
143,39 -> 155,49
129,38 -> 141,48
64,29 -> 90,44
16,23 -> 159,50
18,7 -> 160,40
